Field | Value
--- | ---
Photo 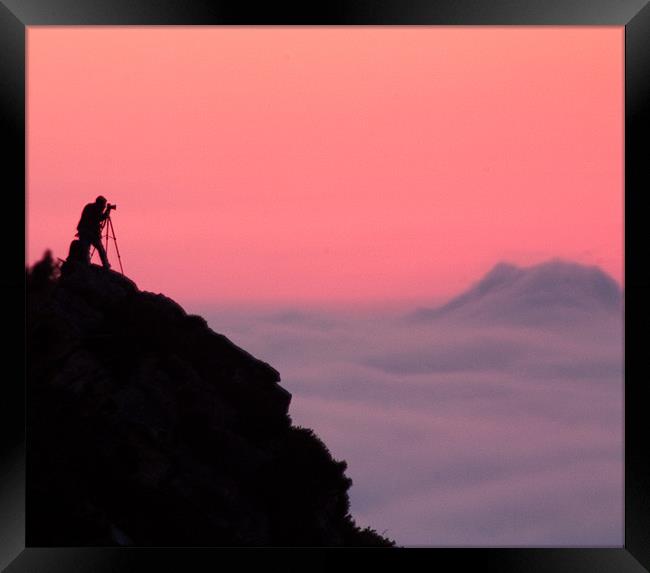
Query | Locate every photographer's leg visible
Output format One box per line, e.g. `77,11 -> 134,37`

92,237 -> 111,269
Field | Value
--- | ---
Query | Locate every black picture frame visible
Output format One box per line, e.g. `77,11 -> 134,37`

3,1 -> 649,570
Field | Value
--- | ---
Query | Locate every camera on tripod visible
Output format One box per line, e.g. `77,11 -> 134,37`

107,203 -> 117,211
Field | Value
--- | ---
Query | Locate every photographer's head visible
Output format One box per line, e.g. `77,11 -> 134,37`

95,195 -> 107,208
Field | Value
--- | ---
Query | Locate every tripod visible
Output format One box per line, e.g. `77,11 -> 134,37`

90,215 -> 124,275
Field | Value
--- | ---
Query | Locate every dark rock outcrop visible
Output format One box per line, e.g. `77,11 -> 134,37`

26,252 -> 393,547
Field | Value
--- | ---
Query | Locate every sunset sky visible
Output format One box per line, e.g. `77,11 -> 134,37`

26,27 -> 623,308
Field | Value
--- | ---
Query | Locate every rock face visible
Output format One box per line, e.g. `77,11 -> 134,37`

26,252 -> 393,547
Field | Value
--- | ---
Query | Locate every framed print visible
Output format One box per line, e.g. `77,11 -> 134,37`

3,1 -> 649,571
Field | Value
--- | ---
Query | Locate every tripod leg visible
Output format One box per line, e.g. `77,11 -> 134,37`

107,217 -> 125,275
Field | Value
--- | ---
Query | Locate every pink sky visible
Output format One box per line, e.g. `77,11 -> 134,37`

27,27 -> 623,307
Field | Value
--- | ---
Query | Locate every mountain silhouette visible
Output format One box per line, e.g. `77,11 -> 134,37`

26,252 -> 393,547
409,259 -> 622,325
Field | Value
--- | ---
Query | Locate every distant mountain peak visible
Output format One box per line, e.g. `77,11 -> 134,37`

409,259 -> 621,325
487,261 -> 519,274
471,261 -> 525,295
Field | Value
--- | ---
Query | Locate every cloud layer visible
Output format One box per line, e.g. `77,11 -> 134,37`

187,261 -> 623,546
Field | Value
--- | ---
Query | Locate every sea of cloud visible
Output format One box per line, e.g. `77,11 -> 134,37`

187,300 -> 623,547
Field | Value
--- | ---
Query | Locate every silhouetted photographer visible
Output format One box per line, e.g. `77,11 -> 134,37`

75,195 -> 115,270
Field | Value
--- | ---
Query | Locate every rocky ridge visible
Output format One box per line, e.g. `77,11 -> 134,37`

26,252 -> 393,547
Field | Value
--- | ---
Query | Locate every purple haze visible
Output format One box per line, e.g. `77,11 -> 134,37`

186,260 -> 623,546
